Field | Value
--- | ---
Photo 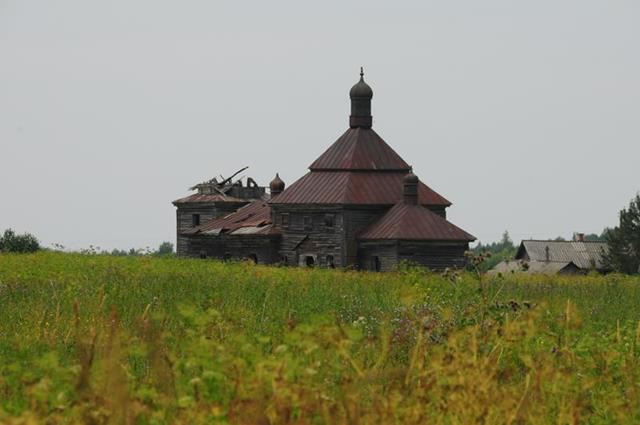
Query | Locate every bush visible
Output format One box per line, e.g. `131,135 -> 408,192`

156,241 -> 174,256
0,229 -> 40,253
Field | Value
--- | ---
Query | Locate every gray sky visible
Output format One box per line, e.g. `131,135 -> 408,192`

1,0 -> 638,251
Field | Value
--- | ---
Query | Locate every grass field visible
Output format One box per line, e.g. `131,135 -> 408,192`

1,252 -> 640,424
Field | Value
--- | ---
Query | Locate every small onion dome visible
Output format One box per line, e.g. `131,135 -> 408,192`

403,171 -> 419,204
403,171 -> 419,185
270,173 -> 285,196
350,67 -> 373,99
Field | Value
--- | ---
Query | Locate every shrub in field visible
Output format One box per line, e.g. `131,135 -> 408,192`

0,228 -> 39,253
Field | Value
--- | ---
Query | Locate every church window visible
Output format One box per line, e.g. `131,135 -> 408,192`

192,214 -> 200,227
326,255 -> 335,268
324,214 -> 335,227
303,215 -> 312,230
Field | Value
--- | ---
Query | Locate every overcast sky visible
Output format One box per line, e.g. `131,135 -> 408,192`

1,1 -> 638,251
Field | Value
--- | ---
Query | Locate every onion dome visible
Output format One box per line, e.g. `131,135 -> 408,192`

269,173 -> 285,197
350,67 -> 373,98
403,171 -> 419,205
349,67 -> 373,128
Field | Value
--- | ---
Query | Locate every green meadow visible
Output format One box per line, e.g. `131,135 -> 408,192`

1,252 -> 640,424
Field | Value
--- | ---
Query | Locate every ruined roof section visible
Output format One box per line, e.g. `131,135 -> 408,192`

309,128 -> 411,171
172,193 -> 245,205
517,240 -> 609,270
183,201 -> 276,236
358,203 -> 475,241
270,171 -> 450,206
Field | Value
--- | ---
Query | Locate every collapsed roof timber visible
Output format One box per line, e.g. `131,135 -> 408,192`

172,69 -> 475,271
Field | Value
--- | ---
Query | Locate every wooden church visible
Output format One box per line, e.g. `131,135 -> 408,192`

173,70 -> 474,271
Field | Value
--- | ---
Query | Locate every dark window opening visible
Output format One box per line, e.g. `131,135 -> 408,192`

305,256 -> 315,267
303,215 -> 312,230
326,255 -> 335,269
373,256 -> 381,272
324,214 -> 335,227
199,251 -> 207,259
192,214 -> 201,227
247,253 -> 258,264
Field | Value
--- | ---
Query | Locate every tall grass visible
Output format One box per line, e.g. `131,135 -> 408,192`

1,252 -> 639,423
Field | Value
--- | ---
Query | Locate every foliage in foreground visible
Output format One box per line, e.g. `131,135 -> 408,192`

1,253 -> 640,424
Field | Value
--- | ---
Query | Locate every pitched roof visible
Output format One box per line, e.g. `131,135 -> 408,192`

516,240 -> 609,270
358,203 -> 475,241
309,128 -> 410,171
490,260 -> 579,275
270,171 -> 451,206
172,193 -> 245,205
183,201 -> 275,236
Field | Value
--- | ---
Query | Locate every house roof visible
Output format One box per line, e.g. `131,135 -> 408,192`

490,260 -> 580,275
270,171 -> 451,206
309,127 -> 411,171
516,240 -> 609,270
358,202 -> 475,241
183,201 -> 276,236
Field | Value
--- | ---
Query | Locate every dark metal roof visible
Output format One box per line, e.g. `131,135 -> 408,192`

172,193 -> 246,205
309,128 -> 410,171
183,201 -> 275,236
516,240 -> 609,270
270,171 -> 450,206
358,203 -> 475,241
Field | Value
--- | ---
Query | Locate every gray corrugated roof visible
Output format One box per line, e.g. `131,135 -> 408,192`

517,240 -> 608,270
490,260 -> 578,275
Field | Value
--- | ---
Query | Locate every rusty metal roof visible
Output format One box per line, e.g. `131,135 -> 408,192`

270,171 -> 451,206
183,201 -> 274,235
309,128 -> 410,171
358,203 -> 475,241
172,193 -> 246,205
517,240 -> 609,270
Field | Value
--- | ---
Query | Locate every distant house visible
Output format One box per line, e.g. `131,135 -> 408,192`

491,236 -> 609,275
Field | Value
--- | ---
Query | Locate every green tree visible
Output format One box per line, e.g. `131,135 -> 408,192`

473,230 -> 517,271
0,229 -> 40,253
156,241 -> 174,256
604,194 -> 640,274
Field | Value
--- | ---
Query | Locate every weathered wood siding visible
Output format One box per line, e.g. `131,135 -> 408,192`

271,205 -> 346,267
397,241 -> 469,270
358,241 -> 397,271
343,207 -> 388,266
185,234 -> 281,264
175,202 -> 248,255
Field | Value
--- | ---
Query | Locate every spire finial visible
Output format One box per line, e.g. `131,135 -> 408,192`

360,66 -> 364,79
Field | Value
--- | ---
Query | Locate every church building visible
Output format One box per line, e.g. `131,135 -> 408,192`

173,70 -> 474,271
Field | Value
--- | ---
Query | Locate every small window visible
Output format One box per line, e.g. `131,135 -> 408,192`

192,214 -> 201,227
324,214 -> 335,227
303,215 -> 312,230
281,213 -> 290,228
305,256 -> 315,267
326,255 -> 335,269
373,256 -> 381,272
